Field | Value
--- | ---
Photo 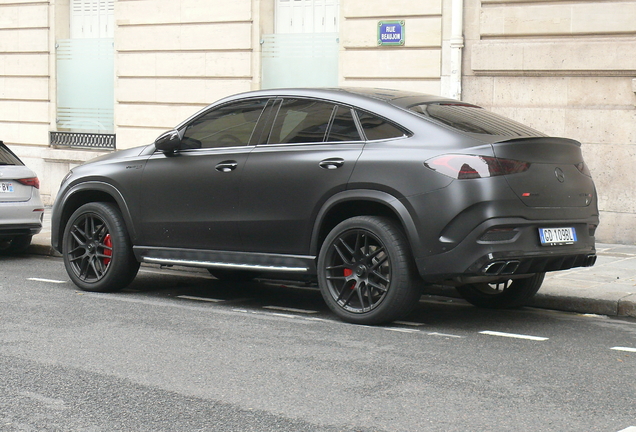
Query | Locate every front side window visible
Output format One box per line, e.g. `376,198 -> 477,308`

181,99 -> 269,149
268,99 -> 336,144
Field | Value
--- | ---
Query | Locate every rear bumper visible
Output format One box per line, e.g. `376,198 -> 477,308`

0,223 -> 42,238
413,216 -> 598,282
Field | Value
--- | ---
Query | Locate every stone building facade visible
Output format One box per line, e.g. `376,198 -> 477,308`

1,0 -> 634,243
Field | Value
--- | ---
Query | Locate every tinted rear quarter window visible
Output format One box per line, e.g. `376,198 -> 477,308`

409,103 -> 545,137
0,143 -> 23,166
356,110 -> 408,141
327,106 -> 362,142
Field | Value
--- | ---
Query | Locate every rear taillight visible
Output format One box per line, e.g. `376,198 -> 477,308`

424,155 -> 530,180
575,162 -> 592,177
17,177 -> 40,189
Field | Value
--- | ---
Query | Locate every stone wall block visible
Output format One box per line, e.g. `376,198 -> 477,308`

566,77 -> 635,107
116,103 -> 203,129
117,23 -> 253,52
564,109 -> 636,146
0,123 -> 48,146
343,49 -> 441,79
0,29 -> 48,52
0,77 -> 48,100
596,212 -> 636,245
343,0 -> 442,18
0,54 -> 48,76
582,143 -> 636,214
492,76 -> 568,106
116,0 -> 251,26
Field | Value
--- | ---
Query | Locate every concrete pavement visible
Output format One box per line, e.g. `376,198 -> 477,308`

29,208 -> 636,318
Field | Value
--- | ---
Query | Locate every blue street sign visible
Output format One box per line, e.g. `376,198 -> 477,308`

378,21 -> 405,46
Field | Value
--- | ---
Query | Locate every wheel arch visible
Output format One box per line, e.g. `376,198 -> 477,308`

310,190 -> 423,260
52,182 -> 136,252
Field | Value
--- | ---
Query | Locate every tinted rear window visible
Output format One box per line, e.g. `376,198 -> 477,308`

409,103 -> 546,137
0,143 -> 23,166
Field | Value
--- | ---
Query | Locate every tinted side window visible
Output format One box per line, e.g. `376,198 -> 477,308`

327,106 -> 362,142
269,99 -> 336,144
356,110 -> 407,141
181,99 -> 268,149
0,143 -> 23,166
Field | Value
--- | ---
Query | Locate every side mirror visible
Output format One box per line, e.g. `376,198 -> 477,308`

154,130 -> 181,153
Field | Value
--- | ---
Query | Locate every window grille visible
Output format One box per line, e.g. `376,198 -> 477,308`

50,132 -> 115,150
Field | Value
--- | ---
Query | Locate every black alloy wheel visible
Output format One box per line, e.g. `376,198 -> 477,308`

455,272 -> 545,309
318,216 -> 420,325
62,202 -> 140,292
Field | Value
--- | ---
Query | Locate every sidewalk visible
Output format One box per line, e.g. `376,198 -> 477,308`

29,209 -> 636,318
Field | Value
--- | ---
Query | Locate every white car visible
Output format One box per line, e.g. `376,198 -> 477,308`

0,141 -> 44,254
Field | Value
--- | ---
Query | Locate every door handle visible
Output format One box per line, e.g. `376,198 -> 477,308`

319,158 -> 345,170
215,161 -> 238,173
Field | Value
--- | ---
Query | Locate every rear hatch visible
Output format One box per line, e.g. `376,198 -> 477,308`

0,166 -> 37,202
491,137 -> 594,208
401,101 -> 595,209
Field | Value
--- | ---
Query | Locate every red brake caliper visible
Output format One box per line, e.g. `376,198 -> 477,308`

103,234 -> 112,266
344,268 -> 355,289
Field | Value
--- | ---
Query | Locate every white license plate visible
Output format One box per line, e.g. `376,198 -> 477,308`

0,182 -> 14,193
539,227 -> 577,246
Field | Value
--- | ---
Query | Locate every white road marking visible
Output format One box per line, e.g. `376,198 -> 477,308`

617,427 -> 636,432
263,305 -> 318,314
271,312 -> 301,319
27,278 -> 67,284
176,295 -> 224,303
384,327 -> 420,333
427,332 -> 464,339
480,330 -> 548,341
611,347 -> 636,353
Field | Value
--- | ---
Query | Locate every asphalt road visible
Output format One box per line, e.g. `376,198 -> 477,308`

2,254 -> 636,432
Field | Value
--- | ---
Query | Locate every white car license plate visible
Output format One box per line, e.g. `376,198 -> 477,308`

0,182 -> 14,193
539,227 -> 577,246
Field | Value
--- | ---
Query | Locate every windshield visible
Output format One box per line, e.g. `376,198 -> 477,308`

408,103 -> 546,137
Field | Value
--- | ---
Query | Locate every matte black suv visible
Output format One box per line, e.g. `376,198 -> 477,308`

51,88 -> 599,324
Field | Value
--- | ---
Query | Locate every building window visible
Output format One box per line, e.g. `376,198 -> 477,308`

55,0 -> 115,145
262,0 -> 340,89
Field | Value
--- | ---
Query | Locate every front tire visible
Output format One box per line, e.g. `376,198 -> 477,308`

455,273 -> 545,309
318,216 -> 420,325
62,202 -> 140,292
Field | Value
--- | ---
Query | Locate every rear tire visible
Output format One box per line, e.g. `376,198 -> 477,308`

455,273 -> 545,309
62,202 -> 140,292
0,235 -> 32,255
318,216 -> 420,325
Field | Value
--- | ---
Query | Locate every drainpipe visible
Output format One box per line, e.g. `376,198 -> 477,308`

449,0 -> 464,100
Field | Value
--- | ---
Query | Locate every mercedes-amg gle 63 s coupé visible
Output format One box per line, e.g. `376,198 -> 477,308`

51,88 -> 599,324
